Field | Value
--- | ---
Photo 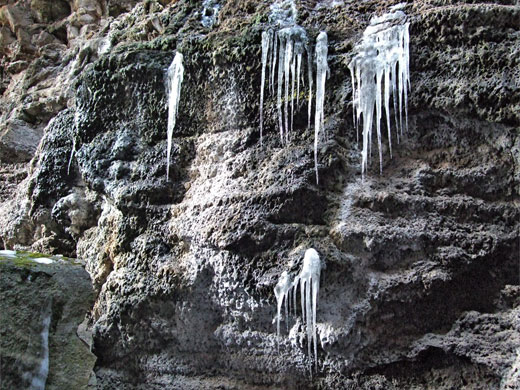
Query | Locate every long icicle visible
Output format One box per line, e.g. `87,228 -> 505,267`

298,249 -> 321,373
271,31 -> 278,95
284,38 -> 293,144
314,31 -> 328,184
166,52 -> 184,181
349,8 -> 410,178
290,44 -> 296,136
376,66 -> 383,174
260,31 -> 271,146
296,47 -> 302,107
384,63 -> 393,158
403,23 -> 410,133
307,45 -> 313,130
277,35 -> 285,144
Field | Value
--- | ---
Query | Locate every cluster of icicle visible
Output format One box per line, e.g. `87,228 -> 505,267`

259,27 -> 312,146
274,248 -> 321,372
259,0 -> 328,183
165,52 -> 184,180
348,5 -> 410,179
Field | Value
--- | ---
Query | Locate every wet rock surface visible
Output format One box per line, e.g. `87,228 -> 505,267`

0,0 -> 519,389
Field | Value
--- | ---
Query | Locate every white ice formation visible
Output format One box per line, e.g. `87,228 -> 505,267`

274,271 -> 292,339
296,248 -> 321,369
349,5 -> 410,179
29,303 -> 51,390
0,249 -> 16,257
33,258 -> 55,264
314,32 -> 328,184
260,25 -> 311,145
273,248 -> 322,370
67,109 -> 81,175
259,1 -> 328,184
166,52 -> 184,180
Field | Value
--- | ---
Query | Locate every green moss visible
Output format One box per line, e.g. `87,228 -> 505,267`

0,255 -> 37,268
0,251 -> 81,268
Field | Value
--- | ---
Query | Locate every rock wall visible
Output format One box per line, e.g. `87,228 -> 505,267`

0,0 -> 519,389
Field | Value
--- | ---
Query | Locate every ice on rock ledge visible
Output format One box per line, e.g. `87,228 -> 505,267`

0,249 -> 17,257
349,5 -> 410,179
33,258 -> 55,264
165,52 -> 184,180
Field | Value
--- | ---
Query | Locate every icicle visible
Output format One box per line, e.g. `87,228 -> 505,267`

376,65 -> 383,173
290,45 -> 296,136
298,248 -> 321,371
277,36 -> 286,144
67,138 -> 76,175
29,302 -> 51,390
274,271 -> 292,340
349,7 -> 410,178
384,63 -> 392,158
292,277 -> 298,316
260,31 -> 271,146
307,46 -> 313,130
295,44 -> 302,107
391,63 -> 400,143
403,23 -> 410,133
350,64 -> 358,144
166,52 -> 184,181
68,109 -> 81,175
271,31 -> 278,95
285,286 -> 290,331
284,37 -> 293,144
314,31 -> 328,184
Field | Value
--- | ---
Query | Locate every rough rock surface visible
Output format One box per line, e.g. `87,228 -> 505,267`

0,0 -> 519,389
0,252 -> 96,390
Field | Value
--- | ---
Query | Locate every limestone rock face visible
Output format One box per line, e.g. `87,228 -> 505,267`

0,0 -> 519,389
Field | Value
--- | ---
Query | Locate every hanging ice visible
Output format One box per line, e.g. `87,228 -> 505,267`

273,248 -> 322,370
67,109 -> 81,175
29,302 -> 51,390
295,248 -> 321,370
165,52 -> 184,180
260,30 -> 271,145
259,1 -> 328,184
314,32 -> 328,184
274,271 -> 292,339
349,6 -> 410,179
260,25 -> 310,145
